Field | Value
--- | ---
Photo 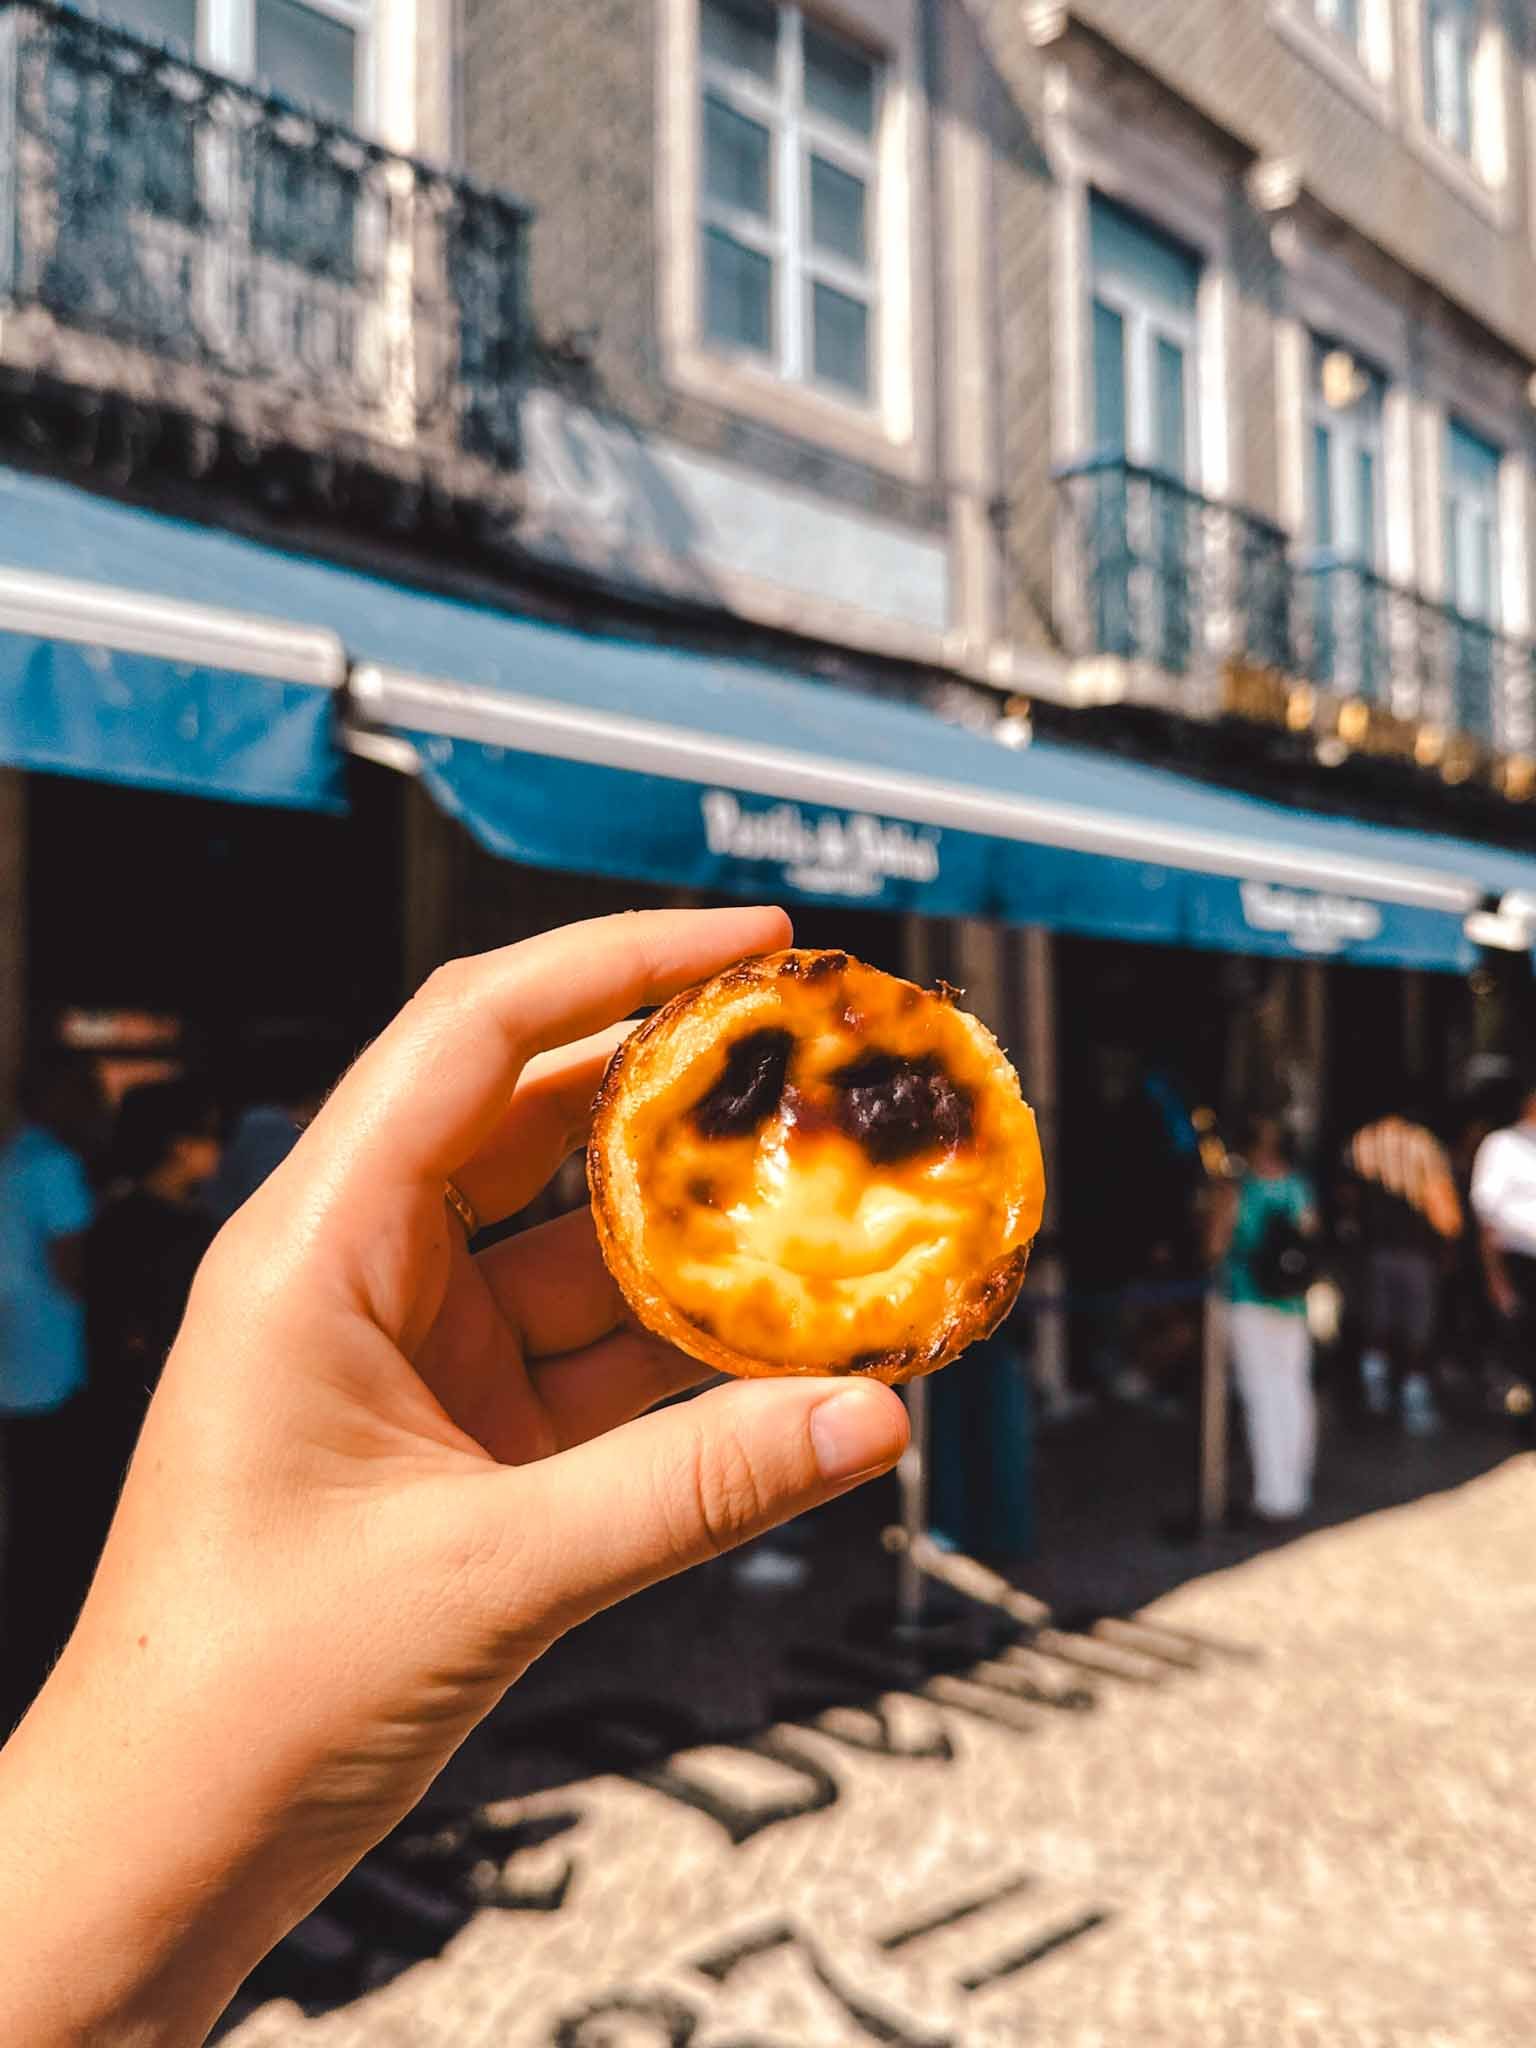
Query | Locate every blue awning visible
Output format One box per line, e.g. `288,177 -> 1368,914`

352,664 -> 1487,971
0,470 -> 346,811
7,466 -> 1536,968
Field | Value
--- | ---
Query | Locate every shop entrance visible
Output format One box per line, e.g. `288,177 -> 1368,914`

22,763 -> 402,1100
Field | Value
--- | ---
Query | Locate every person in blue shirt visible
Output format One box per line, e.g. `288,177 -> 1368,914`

1209,1112 -> 1319,1523
0,1051 -> 102,1733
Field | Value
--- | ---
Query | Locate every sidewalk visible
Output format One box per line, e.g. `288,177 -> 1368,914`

220,1404 -> 1536,2045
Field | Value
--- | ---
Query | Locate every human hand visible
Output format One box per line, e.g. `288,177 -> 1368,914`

0,908 -> 909,2048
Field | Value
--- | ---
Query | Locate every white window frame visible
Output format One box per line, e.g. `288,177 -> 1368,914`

1045,59 -> 1237,708
1444,415 -> 1503,628
658,0 -> 928,479
1268,0 -> 1394,122
1416,321 -> 1529,633
1403,0 -> 1509,212
1304,335 -> 1386,567
103,0 -> 381,131
1048,71 -> 1234,498
699,5 -> 880,399
1423,0 -> 1476,154
203,0 -> 377,130
1272,229 -> 1416,587
1089,234 -> 1201,481
1416,321 -> 1531,747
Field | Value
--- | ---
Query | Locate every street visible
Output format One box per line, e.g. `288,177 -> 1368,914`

218,1415 -> 1536,2046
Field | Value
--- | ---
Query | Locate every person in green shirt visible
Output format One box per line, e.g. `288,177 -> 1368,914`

1210,1113 -> 1318,1522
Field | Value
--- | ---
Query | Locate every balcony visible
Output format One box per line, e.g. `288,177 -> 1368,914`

1054,457 -> 1536,779
1054,456 -> 1294,712
0,0 -> 529,502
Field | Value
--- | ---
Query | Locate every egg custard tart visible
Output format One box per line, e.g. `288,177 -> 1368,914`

588,949 -> 1045,1384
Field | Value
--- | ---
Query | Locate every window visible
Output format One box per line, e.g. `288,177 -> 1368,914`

1306,338 -> 1384,566
1445,418 -> 1500,624
1088,194 -> 1200,478
1304,337 -> 1387,697
109,0 -> 199,46
699,0 -> 880,401
1312,0 -> 1362,52
104,0 -> 369,124
1444,416 -> 1502,734
1084,195 -> 1203,671
1424,0 -> 1478,156
102,0 -> 370,272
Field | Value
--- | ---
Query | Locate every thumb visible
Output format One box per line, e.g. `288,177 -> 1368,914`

489,1377 -> 910,1637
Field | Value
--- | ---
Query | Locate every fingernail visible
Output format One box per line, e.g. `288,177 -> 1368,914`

810,1387 -> 906,1483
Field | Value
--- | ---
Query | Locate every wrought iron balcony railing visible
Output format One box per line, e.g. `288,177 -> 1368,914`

0,0 -> 529,480
1290,555 -> 1536,750
1055,459 -> 1536,760
1054,455 -> 1293,702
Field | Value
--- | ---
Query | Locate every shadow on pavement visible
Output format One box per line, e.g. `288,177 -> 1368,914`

213,1386 -> 1525,2035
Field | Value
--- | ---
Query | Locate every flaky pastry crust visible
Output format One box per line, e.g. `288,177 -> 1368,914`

588,949 -> 1045,1384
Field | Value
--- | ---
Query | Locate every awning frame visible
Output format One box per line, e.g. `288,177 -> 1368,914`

0,566 -> 344,690
347,661 -> 1483,919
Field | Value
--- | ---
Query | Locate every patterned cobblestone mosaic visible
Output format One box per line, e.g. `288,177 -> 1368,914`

226,1458 -> 1536,2047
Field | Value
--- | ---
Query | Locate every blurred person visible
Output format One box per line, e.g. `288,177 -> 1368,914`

1070,1048 -> 1204,1409
0,908 -> 909,2047
1209,1113 -> 1318,1523
1470,1079 -> 1536,1393
1341,1100 -> 1462,1436
83,1080 -> 221,1559
202,1034 -> 345,1226
0,1051 -> 102,1736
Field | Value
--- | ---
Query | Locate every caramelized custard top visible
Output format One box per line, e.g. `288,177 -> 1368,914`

620,953 -> 1042,1372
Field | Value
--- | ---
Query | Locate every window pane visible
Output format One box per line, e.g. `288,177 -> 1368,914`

1444,498 -> 1461,609
1312,423 -> 1334,548
1154,335 -> 1186,476
1427,0 -> 1473,153
1473,513 -> 1495,623
1455,509 -> 1494,622
811,280 -> 869,393
1316,0 -> 1360,43
1090,194 -> 1199,317
809,153 -> 866,264
1446,420 -> 1502,622
1448,416 -> 1500,493
803,23 -> 875,136
701,0 -> 778,83
255,0 -> 358,123
1091,298 -> 1126,454
1356,447 -> 1377,564
704,95 -> 772,217
704,227 -> 773,354
104,0 -> 198,49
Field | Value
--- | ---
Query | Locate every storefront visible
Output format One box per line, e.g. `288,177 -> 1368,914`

7,460 -> 1536,1556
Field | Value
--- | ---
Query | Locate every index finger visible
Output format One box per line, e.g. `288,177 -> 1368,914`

302,905 -> 791,1198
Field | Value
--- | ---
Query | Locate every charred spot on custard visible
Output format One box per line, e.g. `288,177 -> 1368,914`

830,1050 -> 974,1165
691,1026 -> 795,1139
802,951 -> 848,982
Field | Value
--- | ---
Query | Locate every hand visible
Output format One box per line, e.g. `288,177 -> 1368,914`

0,909 -> 909,2048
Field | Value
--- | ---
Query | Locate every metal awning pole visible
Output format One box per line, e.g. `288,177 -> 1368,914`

895,1375 -> 929,1632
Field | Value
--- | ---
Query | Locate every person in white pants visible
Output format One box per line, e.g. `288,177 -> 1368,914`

1209,1116 -> 1318,1523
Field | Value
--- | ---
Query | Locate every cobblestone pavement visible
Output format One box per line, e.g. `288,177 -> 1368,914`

223,1444 -> 1536,2048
